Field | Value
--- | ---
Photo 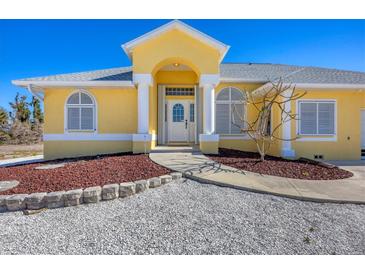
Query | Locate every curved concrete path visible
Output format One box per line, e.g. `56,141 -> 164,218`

150,146 -> 365,204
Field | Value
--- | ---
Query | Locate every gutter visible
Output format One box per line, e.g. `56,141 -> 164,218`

27,84 -> 44,101
12,80 -> 135,88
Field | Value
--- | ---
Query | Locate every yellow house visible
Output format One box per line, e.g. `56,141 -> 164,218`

12,20 -> 365,161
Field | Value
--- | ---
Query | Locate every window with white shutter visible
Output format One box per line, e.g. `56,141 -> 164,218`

216,87 -> 246,134
298,101 -> 335,135
66,91 -> 96,131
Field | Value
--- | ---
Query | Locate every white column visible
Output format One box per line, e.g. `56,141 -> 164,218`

133,74 -> 153,135
281,90 -> 295,158
137,83 -> 149,134
203,84 -> 215,134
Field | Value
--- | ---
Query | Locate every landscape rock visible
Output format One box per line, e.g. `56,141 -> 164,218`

83,186 -> 102,203
34,163 -> 65,170
135,180 -> 149,193
102,184 -> 119,200
0,180 -> 19,192
119,182 -> 136,198
6,194 -> 28,211
171,172 -> 183,182
25,192 -> 46,210
63,189 -> 83,207
0,195 -> 10,212
148,177 -> 161,188
160,175 -> 173,184
45,191 -> 65,209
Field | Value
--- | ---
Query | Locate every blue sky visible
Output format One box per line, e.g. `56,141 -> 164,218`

0,19 -> 364,111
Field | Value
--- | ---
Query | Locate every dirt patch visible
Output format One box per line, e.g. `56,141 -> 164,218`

0,153 -> 170,195
207,149 -> 353,180
0,143 -> 43,160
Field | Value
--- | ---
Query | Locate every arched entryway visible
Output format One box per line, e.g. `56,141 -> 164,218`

153,60 -> 200,145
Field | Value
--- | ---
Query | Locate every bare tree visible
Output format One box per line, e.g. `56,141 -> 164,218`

232,79 -> 306,161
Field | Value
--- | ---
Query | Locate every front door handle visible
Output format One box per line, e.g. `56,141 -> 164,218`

185,119 -> 188,129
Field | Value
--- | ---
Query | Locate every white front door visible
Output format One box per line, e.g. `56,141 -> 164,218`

361,110 -> 365,159
168,100 -> 194,143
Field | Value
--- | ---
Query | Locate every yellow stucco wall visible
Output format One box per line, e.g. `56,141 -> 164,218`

44,87 -> 137,134
42,83 -> 364,161
132,29 -> 221,75
43,87 -> 137,159
213,85 -> 365,160
291,90 -> 365,160
44,141 -> 132,160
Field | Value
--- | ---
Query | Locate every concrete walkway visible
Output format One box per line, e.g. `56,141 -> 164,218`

0,155 -> 44,167
150,146 -> 365,204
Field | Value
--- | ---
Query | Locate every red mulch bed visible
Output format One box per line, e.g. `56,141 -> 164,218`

0,153 -> 170,195
207,148 -> 353,180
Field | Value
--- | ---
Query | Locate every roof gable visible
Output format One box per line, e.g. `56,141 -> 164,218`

122,20 -> 230,62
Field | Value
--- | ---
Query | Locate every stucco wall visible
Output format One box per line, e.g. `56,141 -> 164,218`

291,90 -> 365,160
44,87 -> 137,134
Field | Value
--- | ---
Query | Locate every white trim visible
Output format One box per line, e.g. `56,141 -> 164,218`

64,90 -> 98,133
132,134 -> 153,142
137,82 -> 150,134
219,134 -> 250,140
199,134 -> 219,142
194,85 -> 198,144
203,84 -> 215,134
199,74 -> 220,87
296,99 -> 337,139
122,20 -> 230,62
281,89 -> 296,158
133,73 -> 153,86
295,137 -> 338,142
220,78 -> 266,83
253,82 -> 365,95
44,133 -> 157,142
12,80 -> 134,88
44,133 -> 132,141
293,83 -> 365,90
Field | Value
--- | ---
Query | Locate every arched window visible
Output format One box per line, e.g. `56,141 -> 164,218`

216,87 -> 246,134
172,103 -> 184,122
66,91 -> 96,131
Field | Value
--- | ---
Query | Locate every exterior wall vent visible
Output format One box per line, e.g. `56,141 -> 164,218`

314,154 -> 324,160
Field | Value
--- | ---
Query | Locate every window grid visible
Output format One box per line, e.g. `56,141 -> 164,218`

66,92 -> 95,131
190,103 -> 194,122
172,103 -> 184,122
166,87 -> 194,96
216,87 -> 246,134
298,101 -> 336,135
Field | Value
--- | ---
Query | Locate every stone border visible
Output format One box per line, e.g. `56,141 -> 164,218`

0,172 -> 183,213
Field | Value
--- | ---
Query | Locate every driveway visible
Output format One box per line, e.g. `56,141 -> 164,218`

0,179 -> 364,255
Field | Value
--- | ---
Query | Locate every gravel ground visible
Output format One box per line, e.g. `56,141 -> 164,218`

0,179 -> 364,255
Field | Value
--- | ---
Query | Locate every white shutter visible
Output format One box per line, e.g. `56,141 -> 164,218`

81,107 -> 94,130
67,108 -> 80,130
216,104 -> 230,134
318,102 -> 335,134
300,102 -> 317,134
231,103 -> 245,134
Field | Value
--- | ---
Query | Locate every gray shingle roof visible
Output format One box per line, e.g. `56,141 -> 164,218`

16,67 -> 133,82
14,63 -> 365,85
220,63 -> 365,84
